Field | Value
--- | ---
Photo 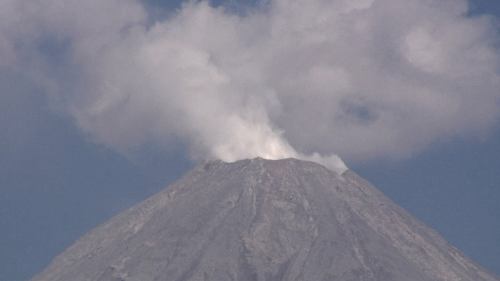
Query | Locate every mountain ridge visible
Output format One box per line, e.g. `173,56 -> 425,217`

32,158 -> 499,281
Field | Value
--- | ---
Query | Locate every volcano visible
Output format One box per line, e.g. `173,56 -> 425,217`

32,158 -> 498,281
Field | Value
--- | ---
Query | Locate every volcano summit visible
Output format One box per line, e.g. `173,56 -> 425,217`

32,158 -> 498,281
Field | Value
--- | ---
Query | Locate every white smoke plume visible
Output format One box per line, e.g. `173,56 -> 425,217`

1,0 -> 499,173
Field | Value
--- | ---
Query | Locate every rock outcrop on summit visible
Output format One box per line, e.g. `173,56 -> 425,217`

32,158 -> 499,281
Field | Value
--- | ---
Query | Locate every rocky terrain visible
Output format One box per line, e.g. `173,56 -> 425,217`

32,158 -> 499,281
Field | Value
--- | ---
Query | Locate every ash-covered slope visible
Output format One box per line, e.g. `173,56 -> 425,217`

32,158 -> 498,281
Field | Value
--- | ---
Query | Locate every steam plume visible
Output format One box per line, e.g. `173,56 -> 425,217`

1,0 -> 499,173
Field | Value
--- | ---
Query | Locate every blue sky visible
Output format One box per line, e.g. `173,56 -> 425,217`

0,0 -> 499,280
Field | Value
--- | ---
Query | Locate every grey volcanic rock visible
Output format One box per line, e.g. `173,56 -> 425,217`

33,158 -> 498,281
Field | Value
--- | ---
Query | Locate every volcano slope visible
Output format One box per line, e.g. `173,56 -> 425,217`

32,158 -> 498,281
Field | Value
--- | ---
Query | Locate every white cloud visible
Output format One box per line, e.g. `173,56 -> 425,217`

1,0 -> 499,172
